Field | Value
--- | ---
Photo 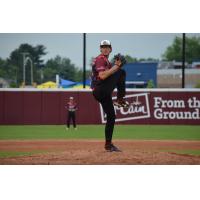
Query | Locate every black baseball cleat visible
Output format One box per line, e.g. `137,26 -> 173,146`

105,143 -> 122,152
113,99 -> 129,108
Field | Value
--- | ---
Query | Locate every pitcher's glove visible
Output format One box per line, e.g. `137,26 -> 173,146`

114,53 -> 127,67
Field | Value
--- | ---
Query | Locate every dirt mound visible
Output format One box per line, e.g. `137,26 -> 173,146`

0,140 -> 200,164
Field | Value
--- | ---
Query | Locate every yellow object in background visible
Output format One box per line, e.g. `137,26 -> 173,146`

37,81 -> 57,89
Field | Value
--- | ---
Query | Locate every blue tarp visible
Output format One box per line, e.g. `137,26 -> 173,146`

76,79 -> 91,86
85,79 -> 91,86
60,79 -> 76,88
60,78 -> 91,88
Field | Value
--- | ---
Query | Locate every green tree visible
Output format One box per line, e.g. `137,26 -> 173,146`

195,80 -> 200,88
110,55 -> 158,64
138,57 -> 159,62
147,79 -> 155,88
0,58 -> 7,78
0,58 -> 18,84
73,68 -> 91,82
162,36 -> 200,63
124,55 -> 138,63
8,43 -> 47,85
109,54 -> 137,64
43,55 -> 77,82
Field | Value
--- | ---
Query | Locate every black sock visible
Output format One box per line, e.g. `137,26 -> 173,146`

105,140 -> 112,146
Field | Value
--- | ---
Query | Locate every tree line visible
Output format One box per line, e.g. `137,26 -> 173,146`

1,36 -> 200,87
0,43 -> 91,87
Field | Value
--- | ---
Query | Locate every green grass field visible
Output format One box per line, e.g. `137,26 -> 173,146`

0,125 -> 200,158
0,125 -> 200,140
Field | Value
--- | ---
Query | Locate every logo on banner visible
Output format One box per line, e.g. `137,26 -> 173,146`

153,96 -> 200,120
100,93 -> 150,123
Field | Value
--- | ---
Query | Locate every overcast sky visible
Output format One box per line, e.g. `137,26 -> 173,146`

0,33 -> 199,69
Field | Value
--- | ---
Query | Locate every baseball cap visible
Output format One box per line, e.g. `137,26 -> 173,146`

100,40 -> 111,47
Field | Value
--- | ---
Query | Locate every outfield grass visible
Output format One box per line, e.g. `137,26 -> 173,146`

0,125 -> 200,140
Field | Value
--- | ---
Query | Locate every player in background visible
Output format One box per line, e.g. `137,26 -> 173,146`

91,40 -> 128,152
65,96 -> 77,130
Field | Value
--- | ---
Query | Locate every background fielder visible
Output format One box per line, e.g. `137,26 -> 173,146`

65,96 -> 77,130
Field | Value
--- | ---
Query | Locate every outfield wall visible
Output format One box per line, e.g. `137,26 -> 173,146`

0,88 -> 200,125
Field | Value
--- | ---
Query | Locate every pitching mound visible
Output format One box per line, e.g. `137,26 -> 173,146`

0,140 -> 200,164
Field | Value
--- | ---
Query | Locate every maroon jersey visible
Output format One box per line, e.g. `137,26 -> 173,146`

91,54 -> 112,88
66,102 -> 77,112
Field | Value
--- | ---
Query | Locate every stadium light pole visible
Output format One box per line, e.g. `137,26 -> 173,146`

21,52 -> 29,86
83,33 -> 86,88
25,57 -> 33,85
182,33 -> 186,88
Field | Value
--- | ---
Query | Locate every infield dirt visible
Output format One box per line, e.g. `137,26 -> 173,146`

0,140 -> 200,164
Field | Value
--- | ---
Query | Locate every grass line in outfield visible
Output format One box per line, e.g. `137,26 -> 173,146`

0,125 -> 200,140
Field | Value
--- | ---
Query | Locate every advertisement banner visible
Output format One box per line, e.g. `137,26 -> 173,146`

0,89 -> 199,125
